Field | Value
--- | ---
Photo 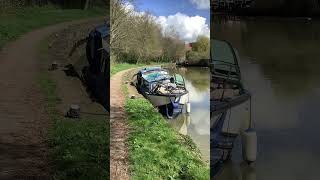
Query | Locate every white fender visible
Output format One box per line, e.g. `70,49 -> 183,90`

186,102 -> 191,113
242,128 -> 257,164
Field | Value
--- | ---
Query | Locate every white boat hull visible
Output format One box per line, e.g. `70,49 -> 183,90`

180,93 -> 189,105
147,93 -> 189,107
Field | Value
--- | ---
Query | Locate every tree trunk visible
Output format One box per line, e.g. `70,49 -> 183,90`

84,0 -> 90,10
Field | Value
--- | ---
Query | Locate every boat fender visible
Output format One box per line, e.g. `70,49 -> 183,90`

241,128 -> 257,164
186,102 -> 191,113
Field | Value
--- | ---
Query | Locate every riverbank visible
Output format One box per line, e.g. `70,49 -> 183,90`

0,16 -> 108,178
110,63 -> 209,179
38,21 -> 108,179
0,5 -> 105,50
176,59 -> 209,67
111,63 -> 149,76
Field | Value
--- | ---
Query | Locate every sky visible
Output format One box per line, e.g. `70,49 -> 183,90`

126,0 -> 210,43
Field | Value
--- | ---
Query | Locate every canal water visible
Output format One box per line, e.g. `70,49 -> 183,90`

213,16 -> 320,180
167,67 -> 210,162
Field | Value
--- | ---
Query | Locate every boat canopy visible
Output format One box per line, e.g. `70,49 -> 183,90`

211,39 -> 241,81
139,67 -> 170,83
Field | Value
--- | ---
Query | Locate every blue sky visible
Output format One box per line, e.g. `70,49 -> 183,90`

126,0 -> 210,43
133,0 -> 210,25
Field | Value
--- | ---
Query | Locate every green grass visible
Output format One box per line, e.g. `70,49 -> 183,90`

110,63 -> 148,76
114,62 -> 209,179
111,62 -> 172,76
125,98 -> 209,179
0,5 -> 106,49
39,39 -> 109,179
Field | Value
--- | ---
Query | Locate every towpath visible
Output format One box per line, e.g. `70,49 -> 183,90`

110,69 -> 131,180
0,19 -> 100,179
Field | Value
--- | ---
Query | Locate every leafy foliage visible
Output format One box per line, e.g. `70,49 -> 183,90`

192,35 -> 210,54
186,35 -> 210,64
110,0 -> 185,64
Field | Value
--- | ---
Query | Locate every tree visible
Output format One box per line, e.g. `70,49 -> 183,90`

192,35 -> 210,53
84,0 -> 90,10
110,0 -> 186,64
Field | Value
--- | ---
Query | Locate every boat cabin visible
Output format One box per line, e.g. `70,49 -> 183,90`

210,39 -> 250,116
210,39 -> 252,176
136,67 -> 189,119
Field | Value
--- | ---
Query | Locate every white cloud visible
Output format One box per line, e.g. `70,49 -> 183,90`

155,13 -> 210,43
121,3 -> 210,43
190,0 -> 210,10
123,1 -> 134,11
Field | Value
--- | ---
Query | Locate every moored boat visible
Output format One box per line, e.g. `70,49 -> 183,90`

211,39 -> 257,177
136,67 -> 190,118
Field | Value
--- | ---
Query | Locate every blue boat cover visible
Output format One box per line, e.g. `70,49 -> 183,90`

139,67 -> 170,83
139,67 -> 162,73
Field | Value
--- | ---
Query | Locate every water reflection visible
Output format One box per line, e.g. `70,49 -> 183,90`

167,67 -> 210,161
218,161 -> 256,180
213,16 -> 320,179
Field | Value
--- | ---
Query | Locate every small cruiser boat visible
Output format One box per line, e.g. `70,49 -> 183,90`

136,67 -> 190,118
82,24 -> 109,111
68,22 -> 109,111
210,39 -> 257,177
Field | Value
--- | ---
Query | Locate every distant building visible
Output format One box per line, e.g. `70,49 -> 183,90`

185,43 -> 193,51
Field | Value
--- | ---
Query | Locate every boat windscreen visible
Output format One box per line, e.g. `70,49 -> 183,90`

211,39 -> 240,78
175,74 -> 184,86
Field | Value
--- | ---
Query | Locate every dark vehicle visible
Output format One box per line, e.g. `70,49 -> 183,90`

82,23 -> 109,111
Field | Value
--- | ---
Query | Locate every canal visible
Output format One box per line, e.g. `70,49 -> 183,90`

167,66 -> 211,162
213,16 -> 320,179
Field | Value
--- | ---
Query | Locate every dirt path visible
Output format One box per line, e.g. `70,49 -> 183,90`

0,18 -> 102,179
110,69 -> 136,180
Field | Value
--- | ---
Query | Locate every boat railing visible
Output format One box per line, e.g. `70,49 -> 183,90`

210,60 -> 241,79
211,90 -> 250,116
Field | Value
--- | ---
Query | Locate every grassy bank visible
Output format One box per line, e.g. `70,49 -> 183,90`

111,62 -> 174,77
39,38 -> 109,179
125,98 -> 209,179
0,5 -> 105,49
114,65 -> 209,179
111,63 -> 148,76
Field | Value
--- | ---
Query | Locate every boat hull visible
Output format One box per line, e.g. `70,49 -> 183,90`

147,93 -> 188,107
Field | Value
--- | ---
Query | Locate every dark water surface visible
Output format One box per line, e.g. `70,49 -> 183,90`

167,67 -> 210,161
213,17 -> 320,180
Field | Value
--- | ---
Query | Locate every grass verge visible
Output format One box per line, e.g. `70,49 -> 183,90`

0,5 -> 105,49
110,63 -> 148,76
39,38 -> 109,179
118,66 -> 209,179
125,98 -> 209,179
111,62 -> 172,76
